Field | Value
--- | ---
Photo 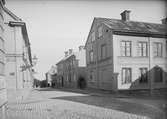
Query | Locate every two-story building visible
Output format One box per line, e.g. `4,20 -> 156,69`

3,7 -> 33,90
0,0 -> 7,118
56,46 -> 87,89
85,10 -> 167,93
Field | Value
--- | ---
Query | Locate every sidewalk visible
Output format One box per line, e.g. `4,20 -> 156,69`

47,87 -> 167,113
6,89 -> 50,119
7,88 -> 32,103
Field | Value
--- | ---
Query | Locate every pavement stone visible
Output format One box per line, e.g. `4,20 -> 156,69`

6,89 -> 49,119
5,88 -> 166,119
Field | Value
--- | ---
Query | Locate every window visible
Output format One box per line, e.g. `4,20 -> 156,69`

98,26 -> 103,37
139,68 -> 148,83
122,68 -> 132,84
121,41 -> 131,56
101,44 -> 107,59
89,50 -> 94,62
90,71 -> 94,81
138,42 -> 148,57
91,32 -> 95,42
153,42 -> 162,57
154,66 -> 163,82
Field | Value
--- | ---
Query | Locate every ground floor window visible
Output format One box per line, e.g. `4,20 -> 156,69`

122,68 -> 131,84
89,71 -> 94,82
139,68 -> 148,83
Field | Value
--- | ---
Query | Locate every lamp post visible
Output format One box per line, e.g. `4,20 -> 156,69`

32,55 -> 38,87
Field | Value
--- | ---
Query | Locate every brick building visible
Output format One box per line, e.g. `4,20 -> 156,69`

0,0 -> 7,118
85,10 -> 167,92
56,46 -> 87,89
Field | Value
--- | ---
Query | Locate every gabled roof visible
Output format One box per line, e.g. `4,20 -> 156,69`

85,17 -> 167,47
99,17 -> 167,37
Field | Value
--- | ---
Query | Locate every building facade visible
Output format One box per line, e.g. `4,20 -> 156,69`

45,65 -> 57,87
0,0 -> 7,118
3,7 -> 33,89
56,46 -> 87,89
85,10 -> 167,92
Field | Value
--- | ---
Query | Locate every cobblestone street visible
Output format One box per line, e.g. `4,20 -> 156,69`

6,88 -> 166,119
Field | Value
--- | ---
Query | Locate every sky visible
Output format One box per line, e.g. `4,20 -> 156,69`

6,0 -> 166,80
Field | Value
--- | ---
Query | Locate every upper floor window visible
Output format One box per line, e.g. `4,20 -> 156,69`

153,42 -> 162,57
89,71 -> 94,82
139,68 -> 148,83
98,26 -> 103,38
122,68 -> 132,84
89,50 -> 94,62
101,44 -> 107,60
138,42 -> 148,57
121,41 -> 131,56
91,32 -> 95,42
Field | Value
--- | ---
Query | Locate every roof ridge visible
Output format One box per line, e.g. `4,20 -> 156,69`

95,17 -> 164,26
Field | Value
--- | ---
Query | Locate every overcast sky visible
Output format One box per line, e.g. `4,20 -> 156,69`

6,0 -> 166,80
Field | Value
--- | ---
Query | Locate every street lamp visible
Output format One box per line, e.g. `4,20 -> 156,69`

32,55 -> 38,66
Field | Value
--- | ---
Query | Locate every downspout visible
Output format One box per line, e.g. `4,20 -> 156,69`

96,32 -> 99,88
148,37 -> 153,96
14,27 -> 18,89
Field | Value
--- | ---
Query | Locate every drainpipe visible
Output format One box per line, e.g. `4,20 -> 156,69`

14,27 -> 18,90
96,32 -> 99,88
148,37 -> 153,96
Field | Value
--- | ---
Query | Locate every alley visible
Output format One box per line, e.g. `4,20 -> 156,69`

6,88 -> 166,119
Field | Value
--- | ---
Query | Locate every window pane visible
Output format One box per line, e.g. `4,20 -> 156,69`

126,69 -> 131,83
126,42 -> 131,47
126,48 -> 131,56
122,69 -> 126,84
92,32 -> 95,41
101,44 -> 107,59
121,42 -> 126,56
153,43 -> 158,56
122,68 -> 131,84
98,27 -> 102,37
158,43 -> 162,56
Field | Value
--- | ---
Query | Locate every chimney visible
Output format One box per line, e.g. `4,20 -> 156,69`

68,49 -> 73,55
79,46 -> 84,51
64,51 -> 68,57
161,18 -> 167,25
120,10 -> 131,21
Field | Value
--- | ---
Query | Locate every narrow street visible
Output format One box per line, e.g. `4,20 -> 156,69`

6,88 -> 166,119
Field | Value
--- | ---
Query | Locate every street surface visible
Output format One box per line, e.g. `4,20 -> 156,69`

6,88 -> 166,119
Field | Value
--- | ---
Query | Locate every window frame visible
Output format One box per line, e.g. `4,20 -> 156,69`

89,50 -> 94,62
153,42 -> 163,57
139,68 -> 148,83
138,42 -> 148,57
122,68 -> 132,84
101,44 -> 107,60
121,41 -> 132,57
98,26 -> 103,38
